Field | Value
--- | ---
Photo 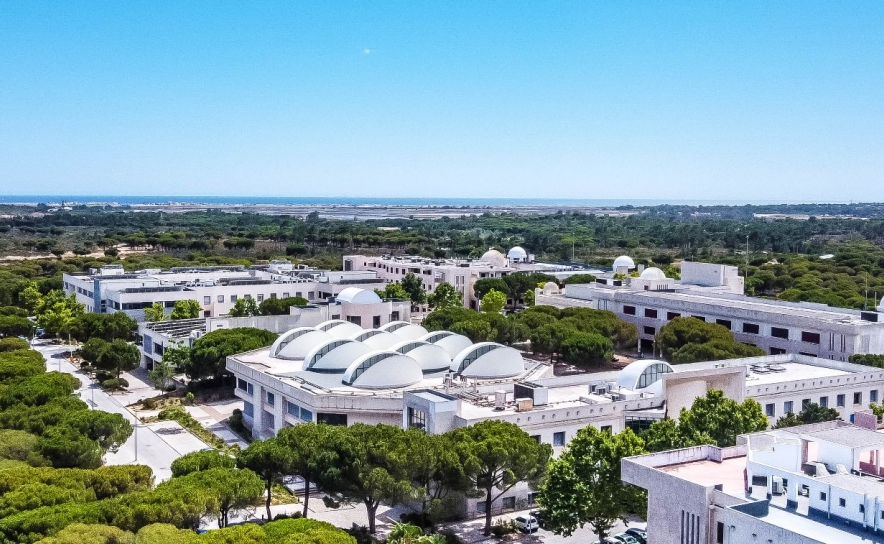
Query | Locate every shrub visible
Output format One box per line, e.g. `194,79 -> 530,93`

101,378 -> 129,390
490,519 -> 516,537
0,338 -> 30,352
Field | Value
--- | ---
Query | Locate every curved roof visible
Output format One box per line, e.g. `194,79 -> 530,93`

392,341 -> 452,373
508,246 -> 528,259
424,331 -> 474,359
639,267 -> 667,281
617,359 -> 673,395
303,339 -> 373,372
451,342 -> 524,379
381,321 -> 428,341
613,255 -> 635,269
480,249 -> 508,267
342,351 -> 423,389
271,328 -> 335,360
317,319 -> 365,339
359,330 -> 403,350
541,281 -> 560,294
336,287 -> 382,304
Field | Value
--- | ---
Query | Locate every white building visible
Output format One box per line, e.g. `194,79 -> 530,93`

536,259 -> 884,360
63,261 -> 389,321
623,420 -> 884,544
343,251 -> 588,309
138,287 -> 410,370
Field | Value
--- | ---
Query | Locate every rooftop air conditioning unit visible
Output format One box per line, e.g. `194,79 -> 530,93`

594,386 -> 608,396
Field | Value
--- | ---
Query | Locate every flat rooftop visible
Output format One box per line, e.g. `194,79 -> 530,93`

660,455 -> 748,497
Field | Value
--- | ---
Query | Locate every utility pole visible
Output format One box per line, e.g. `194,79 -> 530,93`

134,424 -> 139,462
745,235 -> 749,278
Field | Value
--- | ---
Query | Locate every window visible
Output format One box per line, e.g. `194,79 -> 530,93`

267,392 -> 275,406
300,408 -> 313,422
691,315 -> 706,322
527,492 -> 538,505
770,347 -> 787,355
287,401 -> 299,418
771,327 -> 789,339
716,522 -> 724,544
553,432 -> 566,446
716,319 -> 732,330
820,396 -> 828,408
243,401 -> 254,417
784,401 -> 793,414
854,392 -> 863,405
802,398 -> 810,409
502,497 -> 516,510
667,312 -> 680,321
347,315 -> 362,326
860,504 -> 866,514
873,390 -> 879,403
244,294 -> 252,300
765,403 -> 775,417
407,407 -> 427,430
623,305 -> 636,316
743,322 -> 760,334
477,501 -> 487,514
839,498 -> 846,507
270,293 -> 277,299
231,294 -> 238,303
237,378 -> 248,391
529,435 -> 541,443
204,296 -> 211,305
837,394 -> 845,407
643,326 -> 655,335
317,413 -> 348,426
284,292 -> 291,298
644,308 -> 658,319
820,492 -> 827,501
802,331 -> 821,344
373,315 -> 381,328
257,294 -> 264,303
217,295 -> 224,303
263,411 -> 275,429
601,425 -> 612,434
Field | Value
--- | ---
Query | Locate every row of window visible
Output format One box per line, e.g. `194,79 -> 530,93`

529,427 -> 612,448
764,391 -> 878,416
820,491 -> 883,518
204,291 -> 314,305
623,306 -> 824,344
286,401 -> 314,423
237,378 -> 254,395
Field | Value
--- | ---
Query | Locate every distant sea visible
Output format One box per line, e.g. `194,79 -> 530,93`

0,195 -> 816,207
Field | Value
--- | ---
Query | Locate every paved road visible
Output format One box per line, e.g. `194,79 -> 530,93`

35,342 -> 207,481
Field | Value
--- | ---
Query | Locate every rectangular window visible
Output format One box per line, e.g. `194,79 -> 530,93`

601,425 -> 612,434
217,295 -> 224,303
407,407 -> 427,430
860,504 -> 866,513
837,394 -> 845,407
771,327 -> 789,339
247,383 -> 254,395
300,408 -> 313,422
231,294 -> 238,303
283,292 -> 291,298
317,413 -> 348,426
802,331 -> 821,344
263,411 -> 275,429
716,319 -> 732,330
287,401 -> 299,418
802,398 -> 810,409
872,390 -> 879,403
743,322 -> 760,334
623,305 -> 636,316
477,501 -> 487,514
716,522 -> 724,544
347,315 -> 362,326
237,378 -> 247,391
854,392 -> 863,405
820,492 -> 827,501
243,401 -> 254,417
667,311 -> 680,321
691,315 -> 706,322
270,293 -> 277,299
820,396 -> 828,407
373,315 -> 381,328
644,308 -> 658,319
784,401 -> 794,414
527,492 -> 538,505
643,326 -> 655,335
204,296 -> 211,305
267,392 -> 275,406
553,431 -> 566,446
502,497 -> 516,510
530,435 -> 541,443
839,498 -> 846,507
257,294 -> 264,302
765,403 -> 775,417
770,347 -> 787,355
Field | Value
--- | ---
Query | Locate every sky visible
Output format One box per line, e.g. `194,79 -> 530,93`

1,2 -> 883,201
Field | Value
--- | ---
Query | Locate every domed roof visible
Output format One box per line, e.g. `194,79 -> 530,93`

303,339 -> 373,372
617,359 -> 673,395
613,255 -> 635,269
380,321 -> 429,341
451,343 -> 524,378
480,249 -> 508,267
270,328 -> 335,360
317,320 -> 365,338
640,267 -> 667,281
336,287 -> 382,304
507,246 -> 528,259
392,341 -> 452,373
541,281 -> 560,295
342,351 -> 423,389
419,331 -> 474,359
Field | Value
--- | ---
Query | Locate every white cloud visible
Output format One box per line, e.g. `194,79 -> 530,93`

362,48 -> 373,55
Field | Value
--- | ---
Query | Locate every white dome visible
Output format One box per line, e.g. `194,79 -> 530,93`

639,267 -> 667,281
613,256 -> 635,269
303,339 -> 373,372
480,249 -> 508,267
419,331 -> 474,359
507,246 -> 528,260
393,341 -> 452,374
617,359 -> 673,396
336,287 -> 382,304
451,343 -> 524,379
342,351 -> 423,389
270,328 -> 335,360
380,321 -> 429,341
317,320 -> 365,338
358,330 -> 403,350
541,282 -> 560,295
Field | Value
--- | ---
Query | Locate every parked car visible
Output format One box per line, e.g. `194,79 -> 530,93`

592,539 -> 622,544
529,510 -> 548,529
514,516 -> 539,533
625,527 -> 648,543
613,533 -> 639,544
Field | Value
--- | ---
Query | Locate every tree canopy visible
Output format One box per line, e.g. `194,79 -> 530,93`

655,317 -> 765,363
186,328 -> 278,383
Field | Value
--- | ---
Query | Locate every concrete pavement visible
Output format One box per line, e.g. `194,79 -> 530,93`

34,341 -> 209,481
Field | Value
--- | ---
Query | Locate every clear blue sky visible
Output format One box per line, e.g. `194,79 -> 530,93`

1,2 -> 882,201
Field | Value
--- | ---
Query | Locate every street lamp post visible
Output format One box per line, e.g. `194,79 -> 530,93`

134,424 -> 139,462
